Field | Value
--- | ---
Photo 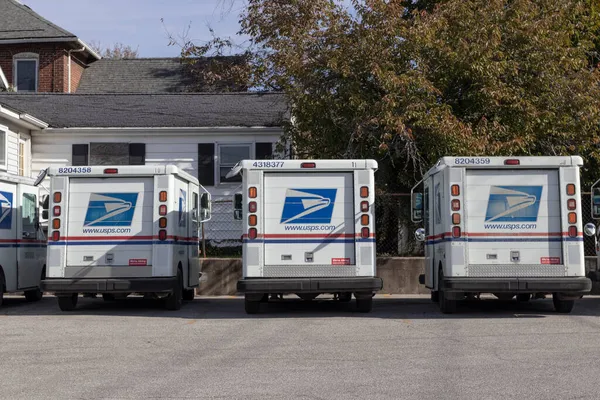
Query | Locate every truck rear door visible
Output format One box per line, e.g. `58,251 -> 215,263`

65,177 -> 154,268
465,169 -> 563,274
263,172 -> 356,276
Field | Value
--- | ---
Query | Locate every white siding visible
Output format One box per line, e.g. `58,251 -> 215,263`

32,128 -> 286,247
0,118 -> 33,178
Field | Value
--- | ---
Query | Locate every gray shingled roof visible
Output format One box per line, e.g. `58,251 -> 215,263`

77,58 -> 193,94
0,0 -> 77,41
0,93 -> 288,128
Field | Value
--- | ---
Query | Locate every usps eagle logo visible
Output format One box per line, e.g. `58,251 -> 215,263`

280,189 -> 337,224
0,191 -> 13,229
84,193 -> 138,227
484,186 -> 543,222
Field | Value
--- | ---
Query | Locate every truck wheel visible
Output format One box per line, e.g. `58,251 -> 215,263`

57,294 -> 78,311
183,288 -> 195,301
102,294 -> 115,302
438,270 -> 457,314
0,279 -> 4,307
431,291 -> 439,303
24,288 -> 43,302
338,292 -> 352,303
165,270 -> 183,311
516,293 -> 531,303
356,297 -> 373,313
245,295 -> 261,314
552,294 -> 575,313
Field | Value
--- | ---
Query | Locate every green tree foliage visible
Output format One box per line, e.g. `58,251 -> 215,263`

185,0 -> 600,190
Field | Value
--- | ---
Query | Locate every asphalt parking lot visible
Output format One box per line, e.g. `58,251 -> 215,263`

2,294 -> 600,400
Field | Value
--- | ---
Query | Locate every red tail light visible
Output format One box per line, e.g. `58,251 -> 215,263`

361,215 -> 369,225
360,187 -> 369,198
361,227 -> 370,238
360,201 -> 369,212
248,214 -> 257,226
159,191 -> 167,202
51,231 -> 60,241
52,219 -> 60,229
301,162 -> 316,168
451,185 -> 460,196
158,230 -> 167,241
249,201 -> 257,213
103,168 -> 118,174
452,226 -> 461,238
159,217 -> 167,228
248,228 -> 257,239
248,187 -> 257,198
566,184 -> 576,196
504,159 -> 520,165
53,206 -> 61,217
452,213 -> 461,224
53,192 -> 62,203
159,205 -> 167,216
451,199 -> 460,211
567,199 -> 576,210
568,226 -> 577,238
568,212 -> 577,224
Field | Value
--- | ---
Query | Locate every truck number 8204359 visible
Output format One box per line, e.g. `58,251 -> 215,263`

454,158 -> 491,165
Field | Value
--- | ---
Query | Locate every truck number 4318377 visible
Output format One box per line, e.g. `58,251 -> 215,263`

252,161 -> 284,168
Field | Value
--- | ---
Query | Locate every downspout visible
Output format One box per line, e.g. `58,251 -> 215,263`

67,46 -> 86,93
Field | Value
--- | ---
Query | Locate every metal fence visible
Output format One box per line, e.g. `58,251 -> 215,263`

199,192 -> 597,258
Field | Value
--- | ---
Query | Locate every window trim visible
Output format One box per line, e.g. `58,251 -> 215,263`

217,142 -> 253,185
18,138 -> 25,177
13,53 -> 39,93
0,125 -> 8,171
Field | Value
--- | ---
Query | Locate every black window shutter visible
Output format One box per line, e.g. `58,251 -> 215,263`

129,143 -> 146,165
198,143 -> 215,186
255,142 -> 273,160
72,144 -> 88,166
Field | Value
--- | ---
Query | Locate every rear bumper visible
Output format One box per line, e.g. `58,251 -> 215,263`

237,277 -> 383,294
41,277 -> 178,294
443,277 -> 592,294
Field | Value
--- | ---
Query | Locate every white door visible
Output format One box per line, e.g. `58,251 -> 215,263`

18,185 -> 43,289
263,172 -> 356,267
188,188 -> 200,287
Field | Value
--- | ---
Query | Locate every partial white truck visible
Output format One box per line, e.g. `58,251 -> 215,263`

39,166 -> 211,311
411,156 -> 591,314
229,159 -> 382,314
0,173 -> 47,307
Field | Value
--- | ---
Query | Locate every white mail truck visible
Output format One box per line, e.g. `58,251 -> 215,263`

0,173 -> 46,307
230,159 -> 382,314
39,166 -> 211,311
411,156 -> 591,314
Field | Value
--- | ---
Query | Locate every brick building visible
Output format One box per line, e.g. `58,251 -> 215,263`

0,0 -> 99,93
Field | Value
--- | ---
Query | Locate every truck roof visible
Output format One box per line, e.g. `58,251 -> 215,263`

238,159 -> 378,171
47,165 -> 199,184
425,156 -> 583,178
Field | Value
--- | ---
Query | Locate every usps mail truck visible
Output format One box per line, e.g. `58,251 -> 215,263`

230,159 -> 382,314
40,166 -> 211,311
0,173 -> 46,307
411,156 -> 591,314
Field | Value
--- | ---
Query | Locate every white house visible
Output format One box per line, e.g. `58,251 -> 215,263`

0,92 -> 289,248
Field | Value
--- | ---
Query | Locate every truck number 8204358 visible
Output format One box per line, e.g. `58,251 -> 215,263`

58,167 -> 92,173
454,158 -> 491,165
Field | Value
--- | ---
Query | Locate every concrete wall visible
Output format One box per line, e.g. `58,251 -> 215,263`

197,257 -> 428,296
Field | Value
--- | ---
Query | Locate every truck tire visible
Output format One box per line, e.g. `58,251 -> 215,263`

338,292 -> 352,303
165,270 -> 183,311
0,278 -> 4,307
57,294 -> 78,311
24,288 -> 43,302
183,288 -> 195,301
431,291 -> 439,303
102,294 -> 115,302
245,295 -> 261,314
438,269 -> 457,314
552,294 -> 575,313
516,293 -> 531,303
356,297 -> 373,313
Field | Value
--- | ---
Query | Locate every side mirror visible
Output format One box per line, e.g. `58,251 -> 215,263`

414,228 -> 425,242
233,193 -> 243,220
199,192 -> 212,222
584,223 -> 597,237
34,168 -> 48,187
411,193 -> 423,222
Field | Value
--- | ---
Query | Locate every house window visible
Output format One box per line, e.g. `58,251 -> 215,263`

13,53 -> 39,92
72,143 -> 145,166
0,127 -> 7,170
18,140 -> 25,176
219,144 -> 251,183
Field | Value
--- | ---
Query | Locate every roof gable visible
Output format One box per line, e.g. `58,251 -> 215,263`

0,0 -> 77,41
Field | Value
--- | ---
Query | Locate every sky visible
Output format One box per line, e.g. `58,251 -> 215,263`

22,0 -> 247,57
